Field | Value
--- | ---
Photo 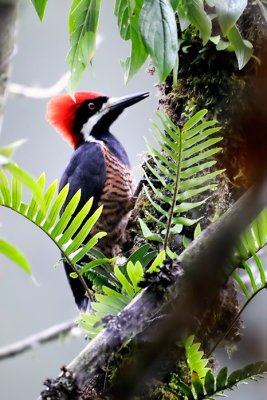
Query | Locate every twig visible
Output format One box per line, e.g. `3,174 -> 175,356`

0,318 -> 79,361
8,72 -> 70,99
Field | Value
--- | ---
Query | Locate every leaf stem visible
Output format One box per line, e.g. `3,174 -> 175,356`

207,284 -> 267,357
164,125 -> 182,251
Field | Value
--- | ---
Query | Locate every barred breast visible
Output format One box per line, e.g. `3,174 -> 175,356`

91,144 -> 135,257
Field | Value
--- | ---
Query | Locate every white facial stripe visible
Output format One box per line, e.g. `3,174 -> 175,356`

81,100 -> 110,140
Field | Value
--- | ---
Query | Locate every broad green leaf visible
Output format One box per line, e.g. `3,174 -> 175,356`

194,223 -> 202,239
147,250 -> 166,273
140,0 -> 178,81
78,257 -> 111,275
126,244 -> 151,264
171,0 -> 179,10
67,0 -> 102,94
126,261 -> 144,292
0,139 -> 27,159
182,0 -> 212,44
204,370 -> 215,395
192,374 -> 204,396
0,239 -> 31,275
174,378 -> 194,399
121,0 -> 148,82
31,0 -> 48,21
177,3 -> 191,31
227,24 -> 253,69
215,0 -> 247,35
139,218 -> 164,242
114,0 -> 132,40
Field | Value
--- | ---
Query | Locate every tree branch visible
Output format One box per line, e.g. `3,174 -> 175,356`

0,318 -> 79,361
8,72 -> 70,99
37,178 -> 267,399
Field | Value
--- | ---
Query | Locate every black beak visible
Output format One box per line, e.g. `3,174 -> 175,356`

106,91 -> 150,112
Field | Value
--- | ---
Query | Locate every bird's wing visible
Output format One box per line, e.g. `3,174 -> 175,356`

59,142 -> 106,310
59,141 -> 106,215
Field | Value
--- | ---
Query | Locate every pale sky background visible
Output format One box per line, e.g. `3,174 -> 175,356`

0,1 -> 266,399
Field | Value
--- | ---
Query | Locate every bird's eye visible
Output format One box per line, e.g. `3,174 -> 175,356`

88,103 -> 95,110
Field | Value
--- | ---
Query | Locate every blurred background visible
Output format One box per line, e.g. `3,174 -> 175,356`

0,1 -> 266,399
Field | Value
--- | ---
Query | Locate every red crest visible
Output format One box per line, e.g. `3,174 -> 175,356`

46,92 -> 103,148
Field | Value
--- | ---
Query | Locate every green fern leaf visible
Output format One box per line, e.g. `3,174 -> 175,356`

143,111 -> 223,248
216,366 -> 228,390
50,189 -> 81,238
78,260 -> 146,339
57,196 -> 93,246
185,336 -> 210,382
11,177 -> 22,210
0,170 -> 11,205
36,179 -> 58,225
0,165 -> 106,295
64,206 -> 103,254
43,184 -> 69,232
204,370 -> 215,395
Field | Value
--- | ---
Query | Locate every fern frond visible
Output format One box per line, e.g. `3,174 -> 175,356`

79,259 -> 145,339
142,111 -> 223,248
168,360 -> 267,399
0,164 -> 106,296
184,336 -> 210,382
231,209 -> 267,300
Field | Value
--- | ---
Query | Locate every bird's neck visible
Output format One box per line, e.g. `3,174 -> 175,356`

78,131 -> 130,167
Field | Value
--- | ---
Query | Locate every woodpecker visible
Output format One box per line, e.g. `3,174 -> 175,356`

46,91 -> 149,309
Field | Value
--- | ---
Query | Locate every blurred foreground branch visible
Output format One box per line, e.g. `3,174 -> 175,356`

38,179 -> 267,400
0,318 -> 79,361
0,0 -> 19,134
